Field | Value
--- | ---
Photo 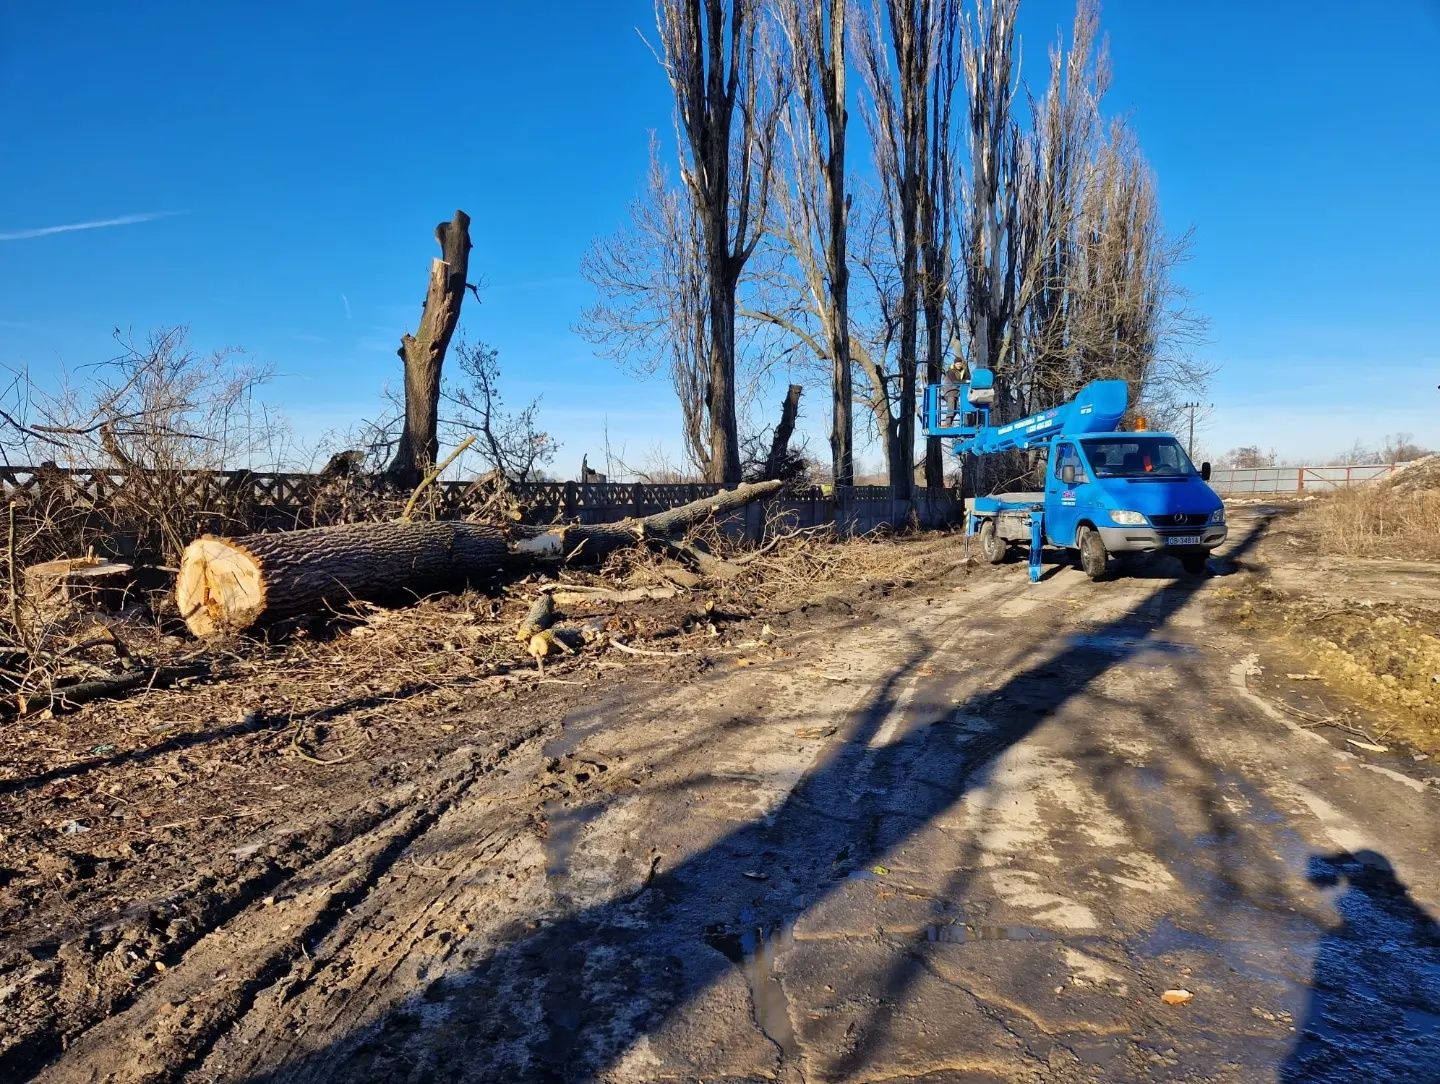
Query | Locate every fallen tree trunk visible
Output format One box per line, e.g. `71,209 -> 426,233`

177,521 -> 507,637
513,478 -> 784,562
177,480 -> 781,638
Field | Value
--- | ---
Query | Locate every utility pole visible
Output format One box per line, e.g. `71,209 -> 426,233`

1179,402 -> 1206,456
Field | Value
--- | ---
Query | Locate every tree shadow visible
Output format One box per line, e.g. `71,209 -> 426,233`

1280,850 -> 1440,1082
229,519 -> 1275,1082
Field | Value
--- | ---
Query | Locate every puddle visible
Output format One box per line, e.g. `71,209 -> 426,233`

543,715 -> 609,762
1134,915 -> 1307,986
543,802 -> 603,879
1066,633 -> 1197,659
1134,765 -> 1166,793
924,922 -> 1058,944
703,918 -> 798,1060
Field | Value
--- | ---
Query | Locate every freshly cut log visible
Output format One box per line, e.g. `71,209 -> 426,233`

516,593 -> 555,641
177,521 -> 506,637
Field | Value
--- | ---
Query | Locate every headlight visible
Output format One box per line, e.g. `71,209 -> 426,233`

1209,508 -> 1226,525
1109,510 -> 1147,526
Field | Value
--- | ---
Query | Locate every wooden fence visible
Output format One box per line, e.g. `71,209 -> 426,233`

1,466 -> 962,557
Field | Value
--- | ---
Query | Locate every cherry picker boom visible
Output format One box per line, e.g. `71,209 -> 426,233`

923,369 -> 1227,582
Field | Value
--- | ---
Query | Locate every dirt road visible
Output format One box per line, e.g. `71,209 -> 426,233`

15,510 -> 1440,1082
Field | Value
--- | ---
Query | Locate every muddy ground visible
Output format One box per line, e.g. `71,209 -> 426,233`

2,508 -> 1438,1083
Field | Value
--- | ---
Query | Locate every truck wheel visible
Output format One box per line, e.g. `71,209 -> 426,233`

978,520 -> 1008,564
1181,552 -> 1208,576
1079,527 -> 1110,581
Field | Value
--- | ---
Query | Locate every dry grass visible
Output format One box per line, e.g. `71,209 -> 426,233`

1295,486 -> 1440,560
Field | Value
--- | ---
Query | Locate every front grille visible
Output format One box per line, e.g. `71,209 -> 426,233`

1151,512 -> 1206,528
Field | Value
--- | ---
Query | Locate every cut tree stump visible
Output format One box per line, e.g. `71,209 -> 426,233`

176,521 -> 507,637
23,558 -> 136,637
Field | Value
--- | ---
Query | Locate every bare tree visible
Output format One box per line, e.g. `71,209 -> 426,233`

958,0 -> 1021,398
918,1 -> 963,488
654,0 -> 786,483
1,327 -> 277,560
386,210 -> 473,488
1220,445 -> 1276,470
1381,433 -> 1433,463
444,340 -> 557,482
773,0 -> 853,486
1018,0 -> 1105,412
856,0 -> 963,498
580,149 -> 711,472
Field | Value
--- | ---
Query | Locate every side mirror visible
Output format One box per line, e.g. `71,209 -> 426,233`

1200,461 -> 1212,482
1060,464 -> 1077,485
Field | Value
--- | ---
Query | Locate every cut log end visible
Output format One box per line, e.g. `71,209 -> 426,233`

177,537 -> 266,638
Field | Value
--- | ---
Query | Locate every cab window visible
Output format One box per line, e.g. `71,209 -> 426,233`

1080,437 -> 1195,478
1054,443 -> 1084,483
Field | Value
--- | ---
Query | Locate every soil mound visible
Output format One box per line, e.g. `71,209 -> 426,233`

1386,455 -> 1440,493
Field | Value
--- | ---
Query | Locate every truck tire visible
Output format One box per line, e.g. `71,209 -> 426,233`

1079,527 -> 1110,582
978,520 -> 1008,564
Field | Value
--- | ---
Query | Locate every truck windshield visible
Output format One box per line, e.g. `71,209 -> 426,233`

1080,437 -> 1196,478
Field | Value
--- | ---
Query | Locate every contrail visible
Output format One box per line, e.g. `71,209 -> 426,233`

0,211 -> 181,242
341,293 -> 352,319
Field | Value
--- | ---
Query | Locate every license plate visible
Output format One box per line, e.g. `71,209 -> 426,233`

1169,535 -> 1201,546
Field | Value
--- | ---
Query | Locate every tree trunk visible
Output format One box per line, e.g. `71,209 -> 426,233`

825,0 -> 853,489
176,520 -> 506,637
707,274 -> 742,484
764,384 -> 803,480
386,210 -> 473,488
922,303 -> 946,489
177,481 -> 783,637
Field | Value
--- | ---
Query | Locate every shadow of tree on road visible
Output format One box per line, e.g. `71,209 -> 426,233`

239,520 -> 1280,1083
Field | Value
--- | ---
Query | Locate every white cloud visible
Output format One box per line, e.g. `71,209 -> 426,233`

0,211 -> 181,242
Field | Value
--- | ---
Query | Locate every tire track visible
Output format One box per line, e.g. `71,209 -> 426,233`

30,724 -> 551,1084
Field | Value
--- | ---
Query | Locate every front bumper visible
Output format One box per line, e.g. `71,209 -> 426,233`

1095,524 -> 1228,553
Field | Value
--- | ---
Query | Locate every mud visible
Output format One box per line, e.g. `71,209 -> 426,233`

1218,502 -> 1440,755
3,514 -> 1439,1082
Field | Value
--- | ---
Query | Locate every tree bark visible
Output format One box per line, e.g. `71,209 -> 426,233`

176,520 -> 506,637
386,210 -> 473,488
764,384 -> 803,480
824,1 -> 853,489
707,280 -> 742,483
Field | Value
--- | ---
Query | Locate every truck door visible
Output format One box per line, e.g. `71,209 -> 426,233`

1046,442 -> 1086,546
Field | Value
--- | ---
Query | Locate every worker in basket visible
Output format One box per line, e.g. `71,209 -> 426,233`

940,360 -> 966,427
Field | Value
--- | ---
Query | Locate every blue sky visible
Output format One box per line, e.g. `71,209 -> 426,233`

1,0 -> 1437,473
